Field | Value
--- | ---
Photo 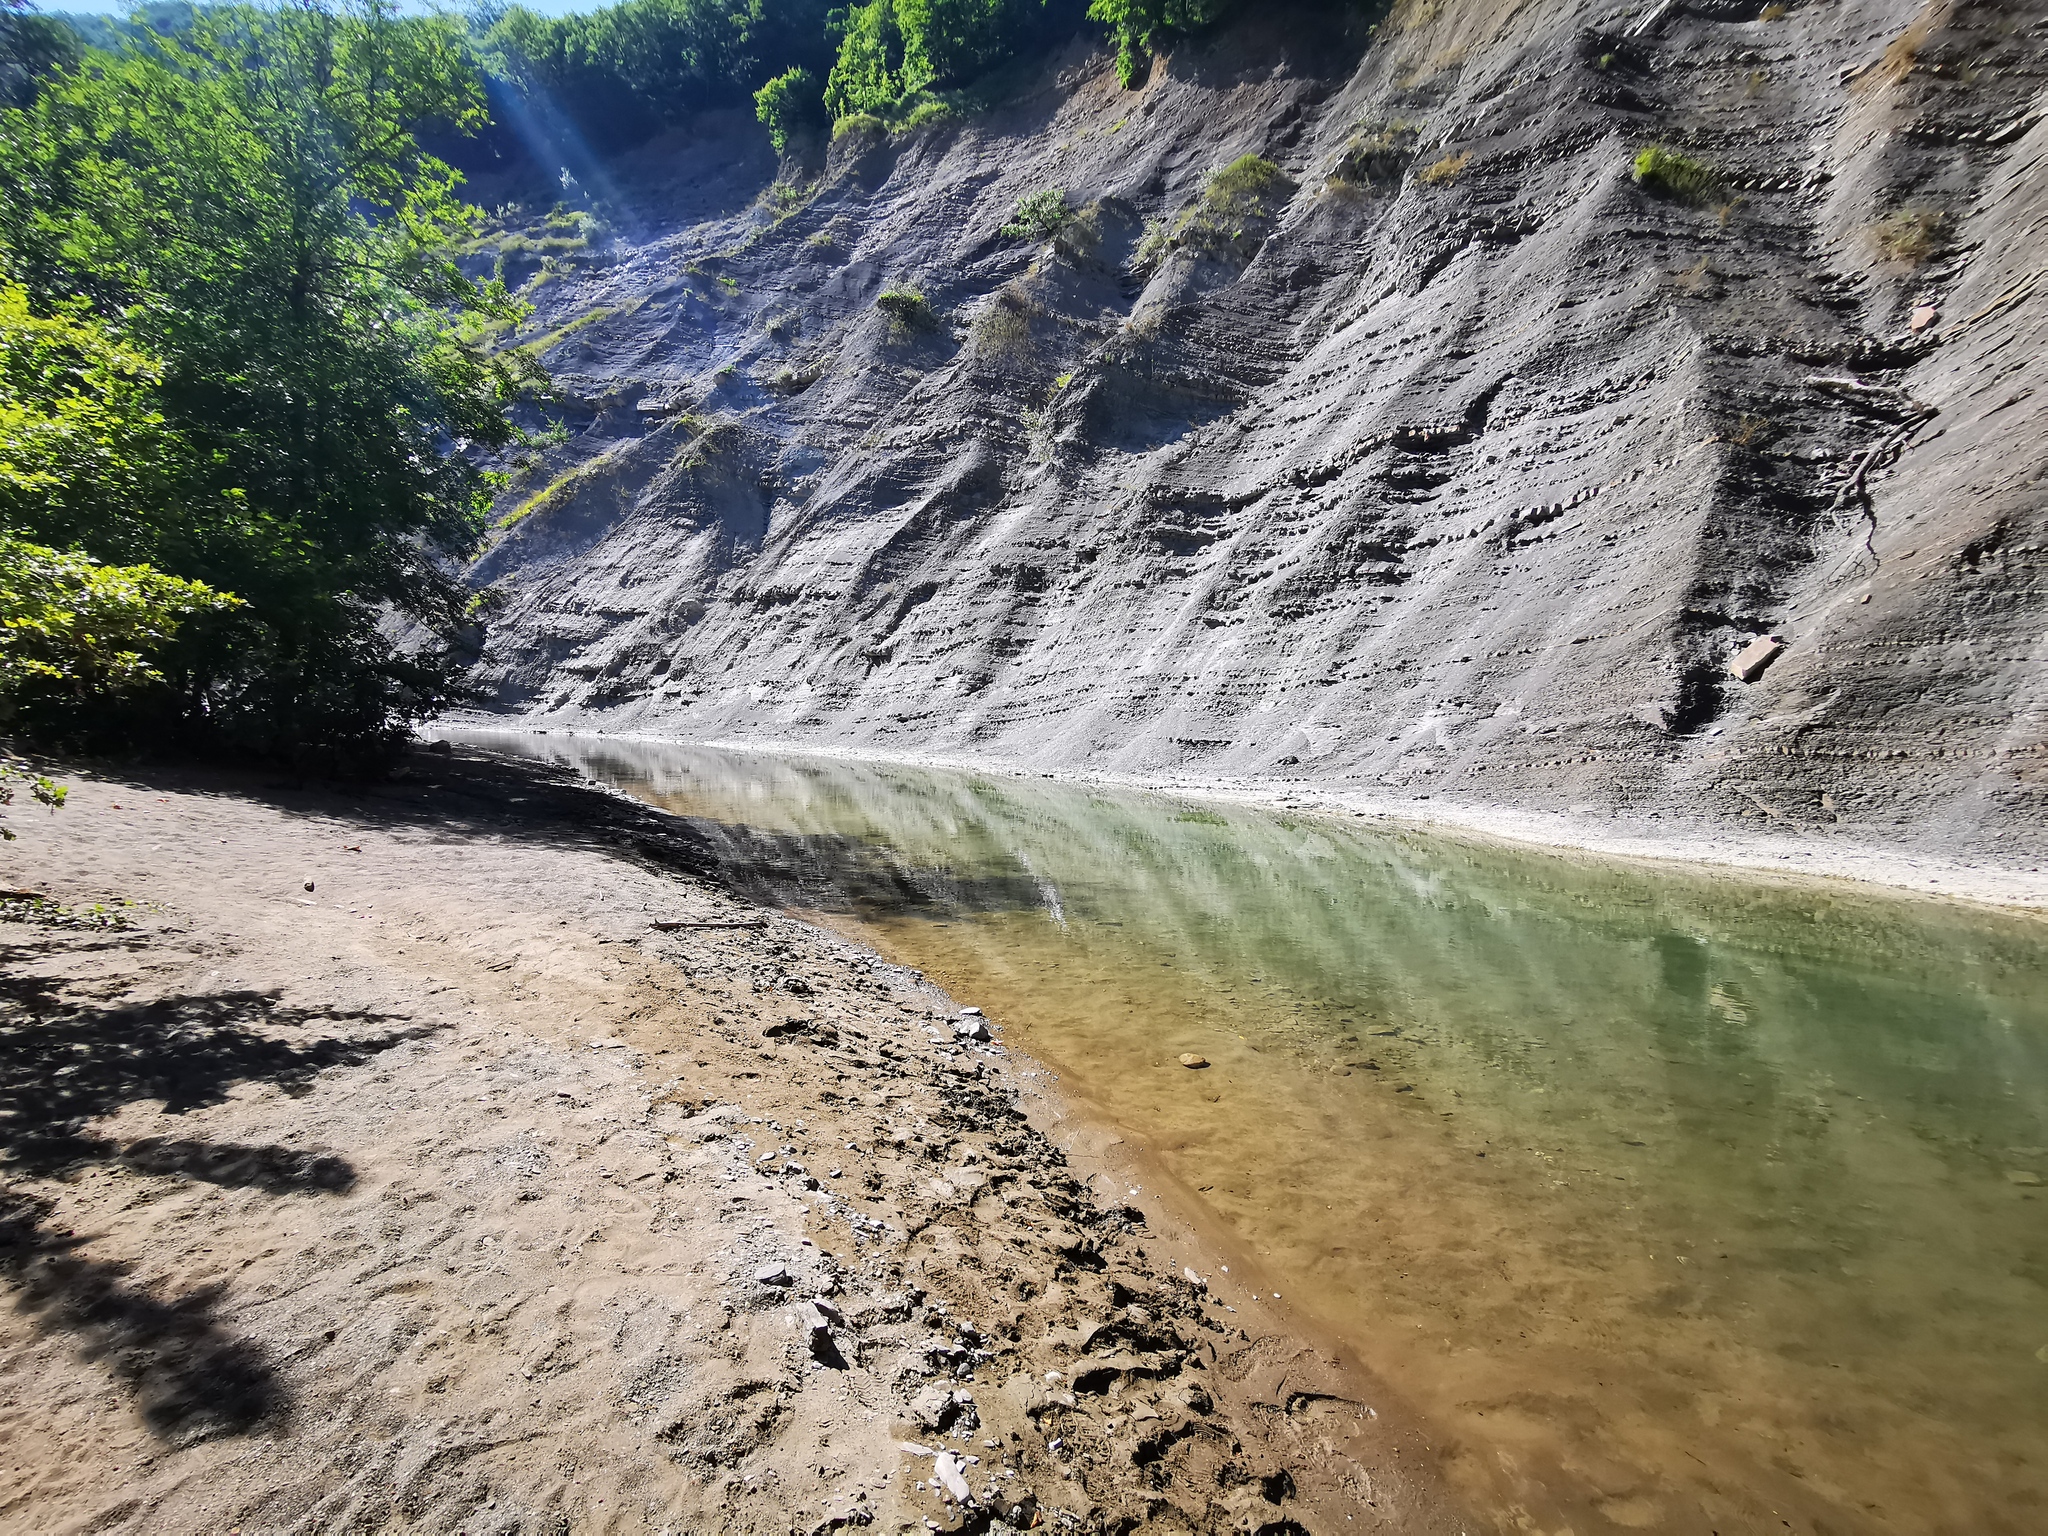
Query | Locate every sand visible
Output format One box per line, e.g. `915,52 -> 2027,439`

0,745 -> 1467,1535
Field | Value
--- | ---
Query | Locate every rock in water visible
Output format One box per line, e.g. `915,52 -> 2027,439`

1179,1053 -> 1209,1069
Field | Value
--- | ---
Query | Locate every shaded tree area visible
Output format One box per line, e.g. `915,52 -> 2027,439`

2,2 -> 538,768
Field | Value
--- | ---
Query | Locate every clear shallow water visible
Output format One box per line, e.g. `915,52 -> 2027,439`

465,731 -> 2048,1534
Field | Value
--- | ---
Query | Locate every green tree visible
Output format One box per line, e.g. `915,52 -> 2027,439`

754,63 -> 822,151
1086,0 -> 1231,88
0,1 -> 538,764
0,533 -> 238,709
825,0 -> 920,117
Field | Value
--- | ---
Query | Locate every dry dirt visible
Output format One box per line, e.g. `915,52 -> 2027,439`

0,747 -> 1468,1536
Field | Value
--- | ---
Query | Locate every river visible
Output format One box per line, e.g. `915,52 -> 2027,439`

460,730 -> 2048,1534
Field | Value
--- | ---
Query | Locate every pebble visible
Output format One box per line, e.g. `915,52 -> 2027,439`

755,1262 -> 794,1286
1178,1053 -> 1209,1069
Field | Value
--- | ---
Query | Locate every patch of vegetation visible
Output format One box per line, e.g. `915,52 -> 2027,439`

1138,154 -> 1292,269
833,111 -> 887,139
1328,122 -> 1418,192
896,94 -> 957,131
1,533 -> 241,713
1174,808 -> 1228,825
754,66 -> 823,153
1416,150 -> 1470,186
825,0 -> 1060,121
1631,145 -> 1719,202
0,756 -> 66,842
1089,0 -> 1236,89
1874,208 -> 1948,265
876,287 -> 937,335
1,894 -> 132,929
1002,187 -> 1071,241
971,284 -> 1035,361
1760,2 -> 1788,20
1134,216 -> 1173,271
518,304 -> 621,357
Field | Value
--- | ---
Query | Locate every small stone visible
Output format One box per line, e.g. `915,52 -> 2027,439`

755,1262 -> 794,1286
1908,304 -> 1940,332
1728,634 -> 1786,683
2006,1170 -> 2043,1186
997,1488 -> 1038,1526
910,1384 -> 956,1430
303,879 -> 316,892
932,1452 -> 972,1504
954,1016 -> 991,1042
1183,1266 -> 1207,1290
1178,1054 -> 1209,1069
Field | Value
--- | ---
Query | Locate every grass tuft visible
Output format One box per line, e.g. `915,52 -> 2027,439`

1416,150 -> 1470,186
1874,208 -> 1947,265
1631,145 -> 1719,203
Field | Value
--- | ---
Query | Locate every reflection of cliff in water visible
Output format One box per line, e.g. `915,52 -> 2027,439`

490,731 -> 2048,1172
463,729 -> 2048,1532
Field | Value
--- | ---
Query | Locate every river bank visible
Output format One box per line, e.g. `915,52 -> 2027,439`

444,723 -> 2048,914
0,744 -> 1467,1535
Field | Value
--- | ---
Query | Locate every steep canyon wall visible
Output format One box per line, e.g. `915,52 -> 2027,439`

461,0 -> 2048,865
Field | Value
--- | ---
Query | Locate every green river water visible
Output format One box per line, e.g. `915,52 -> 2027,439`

466,731 -> 2048,1535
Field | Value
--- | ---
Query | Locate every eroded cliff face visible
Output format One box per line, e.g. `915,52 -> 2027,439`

461,0 -> 2048,864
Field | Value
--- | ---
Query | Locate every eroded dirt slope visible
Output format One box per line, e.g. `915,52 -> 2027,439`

462,0 -> 2048,864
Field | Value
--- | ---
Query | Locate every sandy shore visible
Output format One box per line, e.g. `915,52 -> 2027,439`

441,723 -> 2046,913
0,745 -> 1467,1535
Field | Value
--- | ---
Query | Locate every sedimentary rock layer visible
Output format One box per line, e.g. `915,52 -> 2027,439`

465,0 -> 2048,862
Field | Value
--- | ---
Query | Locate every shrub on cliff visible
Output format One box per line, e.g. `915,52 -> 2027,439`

1088,0 -> 1233,88
755,65 -> 824,152
1631,145 -> 1718,203
1001,187 -> 1070,241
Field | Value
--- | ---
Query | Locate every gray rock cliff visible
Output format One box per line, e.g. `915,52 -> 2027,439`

461,0 -> 2048,864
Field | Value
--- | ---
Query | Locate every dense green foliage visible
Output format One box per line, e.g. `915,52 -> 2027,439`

1086,0 -> 1232,87
1,1 -> 535,764
753,64 -> 823,151
0,533 -> 239,707
825,0 -> 1051,118
472,0 -> 837,155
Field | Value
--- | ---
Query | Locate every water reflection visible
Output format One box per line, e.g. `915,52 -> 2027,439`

462,731 -> 2048,1534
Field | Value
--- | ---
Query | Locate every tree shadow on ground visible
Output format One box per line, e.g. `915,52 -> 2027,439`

0,1188 -> 285,1440
0,959 -> 431,1439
